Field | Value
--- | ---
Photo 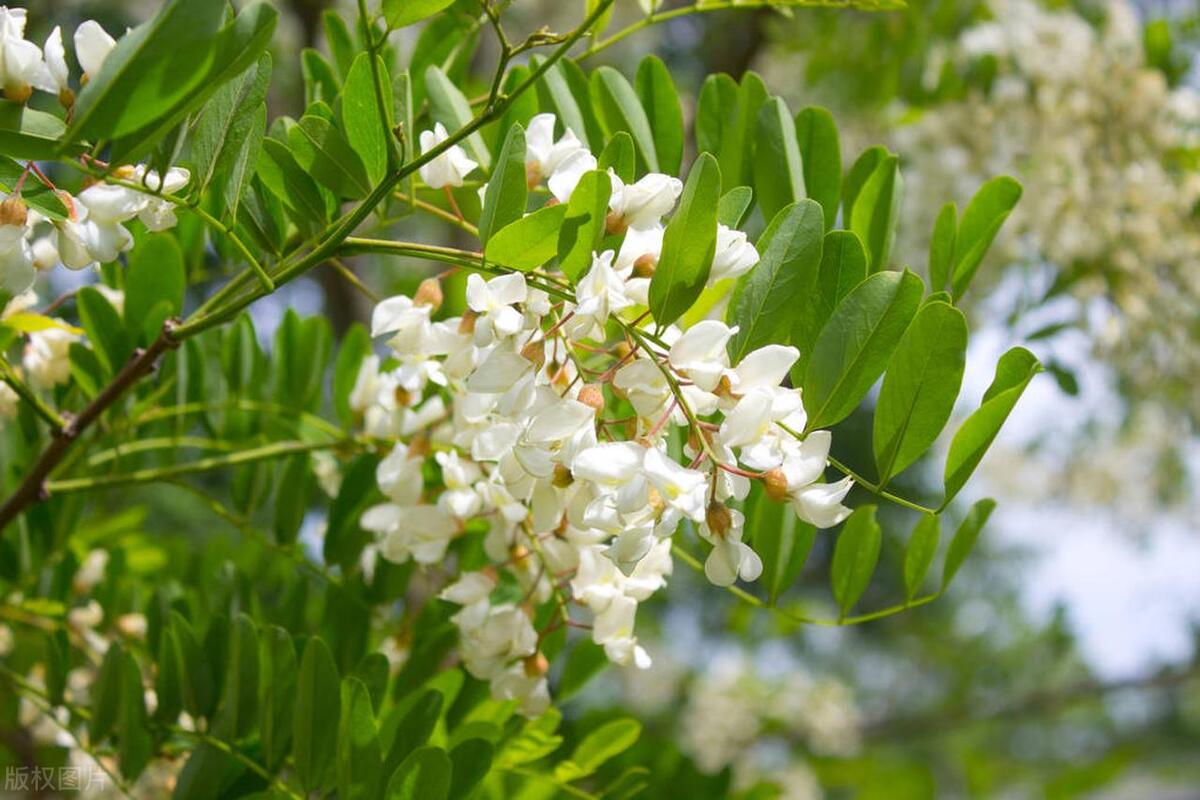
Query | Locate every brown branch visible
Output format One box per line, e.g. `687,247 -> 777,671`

0,320 -> 181,533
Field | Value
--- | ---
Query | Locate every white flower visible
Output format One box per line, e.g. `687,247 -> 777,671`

348,355 -> 381,414
613,358 -> 671,419
371,295 -> 433,354
592,594 -> 651,668
42,27 -> 68,93
791,476 -> 854,528
439,571 -> 495,606
0,32 -> 53,100
565,250 -> 633,340
465,272 -> 527,345
708,224 -> 759,283
614,224 -> 664,275
547,149 -> 597,203
456,603 -> 537,679
698,508 -> 761,587
525,113 -> 587,183
24,328 -> 78,389
418,122 -> 478,189
668,320 -> 737,392
361,503 -> 458,564
724,344 -> 799,398
131,166 -> 190,231
642,446 -> 707,522
376,446 -> 424,504
609,172 -> 682,230
54,210 -> 132,269
491,662 -> 550,717
74,20 -> 117,79
0,219 -> 33,294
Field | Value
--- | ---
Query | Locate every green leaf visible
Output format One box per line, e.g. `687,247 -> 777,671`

288,113 -> 371,198
479,123 -> 527,245
449,739 -> 493,799
695,73 -> 738,156
273,310 -> 332,411
384,0 -> 456,29
795,106 -> 842,231
322,10 -> 356,80
274,454 -> 313,545
154,628 -> 183,724
717,186 -> 754,228
294,637 -> 342,793
77,287 -> 131,376
385,746 -> 451,800
792,230 -> 867,375
259,626 -> 298,771
831,505 -> 881,617
383,689 -> 443,777
0,157 -> 69,219
727,199 -> 824,362
66,0 -> 225,142
169,612 -> 216,720
496,67 -> 540,160
635,55 -> 684,175
801,269 -> 924,431
333,324 -> 371,426
753,97 -> 805,225
342,54 -> 392,186
302,48 -> 340,106
258,137 -> 330,231
117,651 -> 152,780
591,66 -> 659,173
716,71 -> 768,192
90,644 -> 125,743
125,234 -> 185,346
487,204 -> 568,271
532,57 -> 592,151
0,101 -> 78,160
873,301 -> 968,485
943,347 -> 1041,505
598,131 -> 635,183
841,145 -> 887,223
848,153 -> 903,272
213,613 -> 259,740
903,513 -> 940,602
425,65 -> 490,170
746,482 -> 815,605
89,3 -> 278,163
555,718 -> 642,782
929,202 -> 957,293
190,54 -> 271,214
557,170 -> 612,282
942,498 -> 996,588
338,678 -> 383,800
650,153 -> 722,327
325,454 -> 382,570
557,640 -> 609,702
951,176 -> 1022,298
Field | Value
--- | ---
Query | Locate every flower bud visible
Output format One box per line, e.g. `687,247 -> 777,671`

612,341 -> 633,360
458,309 -> 478,335
58,88 -> 75,110
544,197 -> 561,208
414,278 -> 443,310
525,162 -> 543,190
406,437 -> 430,459
3,82 -> 32,104
632,253 -> 657,278
521,338 -> 546,369
552,463 -> 574,488
524,651 -> 549,677
393,385 -> 412,408
0,196 -> 28,227
577,384 -> 604,413
113,165 -> 138,180
605,210 -> 629,236
763,467 -> 790,503
511,544 -> 531,567
705,501 -> 733,537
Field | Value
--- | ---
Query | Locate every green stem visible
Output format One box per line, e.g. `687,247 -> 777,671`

0,355 -> 67,432
46,439 -> 354,494
85,436 -> 239,467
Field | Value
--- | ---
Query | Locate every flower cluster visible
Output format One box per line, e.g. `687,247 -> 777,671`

885,0 -> 1200,417
344,113 -> 854,715
0,10 -> 189,296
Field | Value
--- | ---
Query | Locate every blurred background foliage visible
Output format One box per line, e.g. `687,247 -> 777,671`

6,0 -> 1199,797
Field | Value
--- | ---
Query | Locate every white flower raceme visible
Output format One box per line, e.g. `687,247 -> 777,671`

73,20 -> 116,80
418,122 -> 478,189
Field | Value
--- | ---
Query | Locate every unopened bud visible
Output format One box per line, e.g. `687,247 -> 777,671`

544,197 -> 561,208
623,418 -> 638,440
414,278 -> 443,310
3,82 -> 31,104
525,162 -> 543,190
113,165 -> 138,180
605,211 -> 628,236
524,651 -> 550,677
406,437 -> 430,459
521,338 -> 546,369
458,309 -> 478,335
393,385 -> 412,407
511,544 -> 531,566
552,463 -> 574,488
0,196 -> 28,227
58,88 -> 75,110
706,501 -> 733,537
763,467 -> 790,503
577,384 -> 604,413
632,253 -> 657,278
613,341 -> 633,360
